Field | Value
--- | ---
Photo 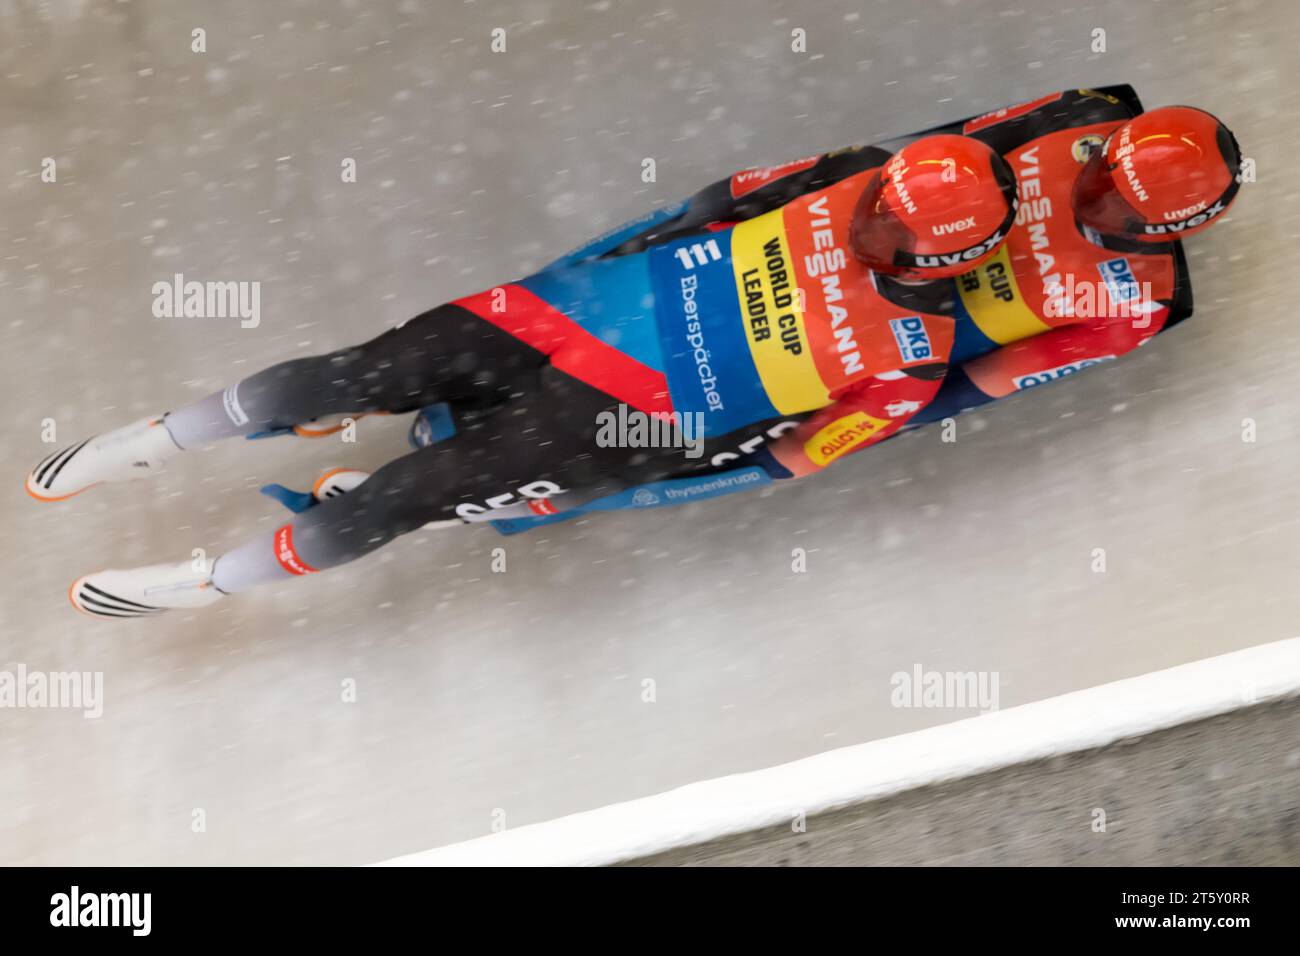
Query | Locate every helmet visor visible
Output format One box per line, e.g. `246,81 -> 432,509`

848,171 -> 914,273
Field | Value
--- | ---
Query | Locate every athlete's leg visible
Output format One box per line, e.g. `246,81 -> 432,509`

208,367 -> 631,591
66,362 -> 743,616
163,303 -> 543,447
69,363 -> 640,615
28,303 -> 547,501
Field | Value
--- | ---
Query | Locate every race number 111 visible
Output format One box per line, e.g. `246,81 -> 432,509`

675,239 -> 722,270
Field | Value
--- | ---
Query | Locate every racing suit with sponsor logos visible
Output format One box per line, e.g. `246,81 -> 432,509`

908,86 -> 1191,424
210,141 -> 954,574
489,84 -> 1192,532
205,85 -> 1189,579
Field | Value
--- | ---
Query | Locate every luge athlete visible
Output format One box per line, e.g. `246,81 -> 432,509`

27,85 -> 1242,618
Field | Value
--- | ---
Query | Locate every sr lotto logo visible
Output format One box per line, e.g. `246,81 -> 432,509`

889,316 -> 933,364
1097,257 -> 1140,305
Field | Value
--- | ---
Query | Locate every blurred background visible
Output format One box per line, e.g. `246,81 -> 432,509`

1,0 -> 1297,864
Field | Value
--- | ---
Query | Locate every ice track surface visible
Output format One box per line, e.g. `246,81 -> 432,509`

2,0 -> 1298,863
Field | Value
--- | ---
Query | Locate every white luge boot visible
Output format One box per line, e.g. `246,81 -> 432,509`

312,467 -> 370,502
26,416 -> 182,502
69,558 -> 225,619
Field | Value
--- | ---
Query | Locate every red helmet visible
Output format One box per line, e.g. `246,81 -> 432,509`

849,134 -> 1018,280
1073,106 -> 1242,243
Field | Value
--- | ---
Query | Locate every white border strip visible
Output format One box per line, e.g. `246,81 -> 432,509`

380,637 -> 1300,866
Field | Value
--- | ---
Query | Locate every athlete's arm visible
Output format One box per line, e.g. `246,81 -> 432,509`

546,145 -> 891,267
922,314 -> 1159,420
873,86 -> 1140,158
555,85 -> 1143,271
753,366 -> 946,479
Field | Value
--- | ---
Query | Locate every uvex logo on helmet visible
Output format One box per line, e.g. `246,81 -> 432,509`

849,133 -> 1019,280
1073,105 -> 1243,243
900,226 -> 1011,270
1164,201 -> 1206,221
1141,198 -> 1229,235
932,216 -> 976,236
